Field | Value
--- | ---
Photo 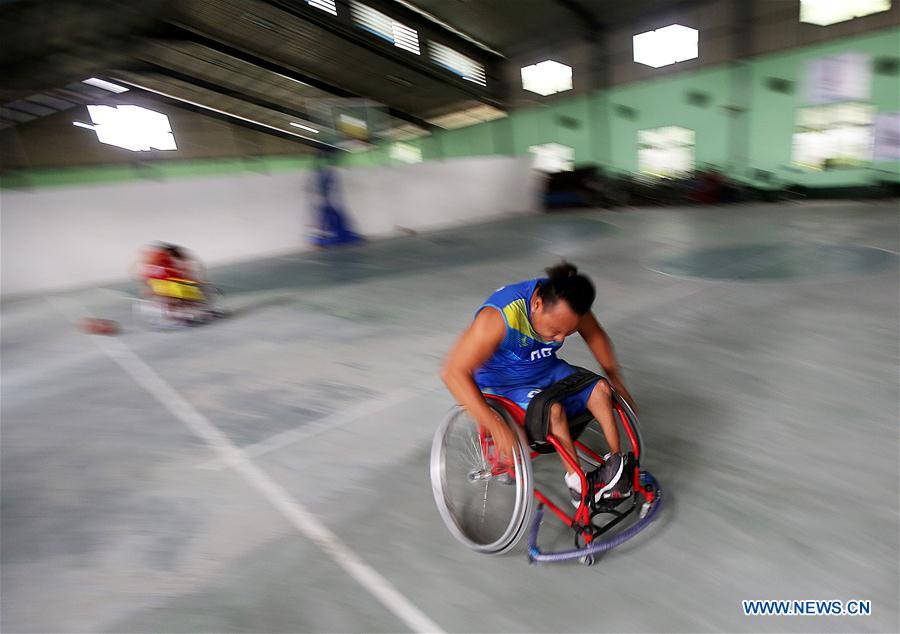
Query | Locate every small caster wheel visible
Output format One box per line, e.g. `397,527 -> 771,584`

639,501 -> 651,519
574,528 -> 595,566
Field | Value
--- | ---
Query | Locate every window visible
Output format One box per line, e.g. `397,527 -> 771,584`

429,41 -> 486,86
638,126 -> 694,177
633,24 -> 698,68
521,60 -> 572,96
350,2 -> 420,54
528,143 -> 574,173
793,102 -> 874,169
74,105 -> 176,151
795,52 -> 875,169
307,0 -> 337,16
800,0 -> 891,26
390,142 -> 422,164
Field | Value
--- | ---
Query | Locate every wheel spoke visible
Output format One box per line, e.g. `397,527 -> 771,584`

470,428 -> 484,467
431,406 -> 534,554
478,481 -> 489,531
465,428 -> 483,470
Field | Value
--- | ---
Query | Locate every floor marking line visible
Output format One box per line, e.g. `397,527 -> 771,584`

198,378 -> 441,470
47,297 -> 445,634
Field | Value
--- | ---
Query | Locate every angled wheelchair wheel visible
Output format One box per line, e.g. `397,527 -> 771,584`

133,297 -> 171,330
198,284 -> 228,320
134,295 -> 195,330
431,400 -> 534,554
614,393 -> 645,460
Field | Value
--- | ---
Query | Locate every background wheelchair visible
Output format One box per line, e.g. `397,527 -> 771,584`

133,277 -> 225,329
430,380 -> 662,565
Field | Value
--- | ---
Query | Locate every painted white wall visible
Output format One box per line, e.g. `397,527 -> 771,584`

340,155 -> 540,236
1,155 -> 540,297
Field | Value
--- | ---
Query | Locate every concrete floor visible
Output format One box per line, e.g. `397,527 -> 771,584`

2,201 -> 898,633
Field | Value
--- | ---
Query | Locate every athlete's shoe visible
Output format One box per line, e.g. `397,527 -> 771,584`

566,453 -> 632,507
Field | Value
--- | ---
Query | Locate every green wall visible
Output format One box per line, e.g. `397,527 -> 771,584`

3,27 -> 897,190
510,94 -> 594,164
746,28 -> 900,187
0,155 -> 316,189
435,26 -> 899,187
604,66 -> 734,175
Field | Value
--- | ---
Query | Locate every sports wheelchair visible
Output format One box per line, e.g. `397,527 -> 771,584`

134,277 -> 225,329
430,375 -> 662,565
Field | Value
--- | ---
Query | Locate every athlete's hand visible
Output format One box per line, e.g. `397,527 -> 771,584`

482,412 -> 517,464
610,377 -> 638,414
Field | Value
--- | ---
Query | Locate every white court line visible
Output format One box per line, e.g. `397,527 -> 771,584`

98,288 -> 133,299
198,378 -> 441,470
863,245 -> 900,255
48,297 -> 444,634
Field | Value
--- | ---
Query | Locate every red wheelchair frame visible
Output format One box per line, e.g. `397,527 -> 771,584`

481,393 -> 661,564
135,277 -> 225,329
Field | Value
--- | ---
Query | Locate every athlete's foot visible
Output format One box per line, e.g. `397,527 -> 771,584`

565,453 -> 632,507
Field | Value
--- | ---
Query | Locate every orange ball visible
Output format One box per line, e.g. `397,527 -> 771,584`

79,318 -> 120,335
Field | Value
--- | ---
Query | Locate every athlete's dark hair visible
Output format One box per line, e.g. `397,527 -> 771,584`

537,262 -> 595,315
165,244 -> 185,259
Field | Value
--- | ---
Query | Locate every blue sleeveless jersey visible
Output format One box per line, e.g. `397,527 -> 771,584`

473,278 -> 565,388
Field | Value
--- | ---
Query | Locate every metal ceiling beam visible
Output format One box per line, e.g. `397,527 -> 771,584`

3,101 -> 55,117
259,0 -> 503,104
153,24 -> 436,131
548,0 -> 606,93
552,0 -> 603,32
615,0 -> 718,28
360,0 -> 510,104
387,0 -> 505,57
0,0 -> 177,77
130,63 -> 318,126
101,78 -> 335,150
155,24 -> 358,97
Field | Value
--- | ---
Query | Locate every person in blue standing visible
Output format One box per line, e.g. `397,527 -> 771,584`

311,149 -> 362,247
442,262 -> 637,504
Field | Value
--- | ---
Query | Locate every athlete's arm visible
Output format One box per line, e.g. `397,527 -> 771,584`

578,311 -> 637,411
441,307 -> 517,459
